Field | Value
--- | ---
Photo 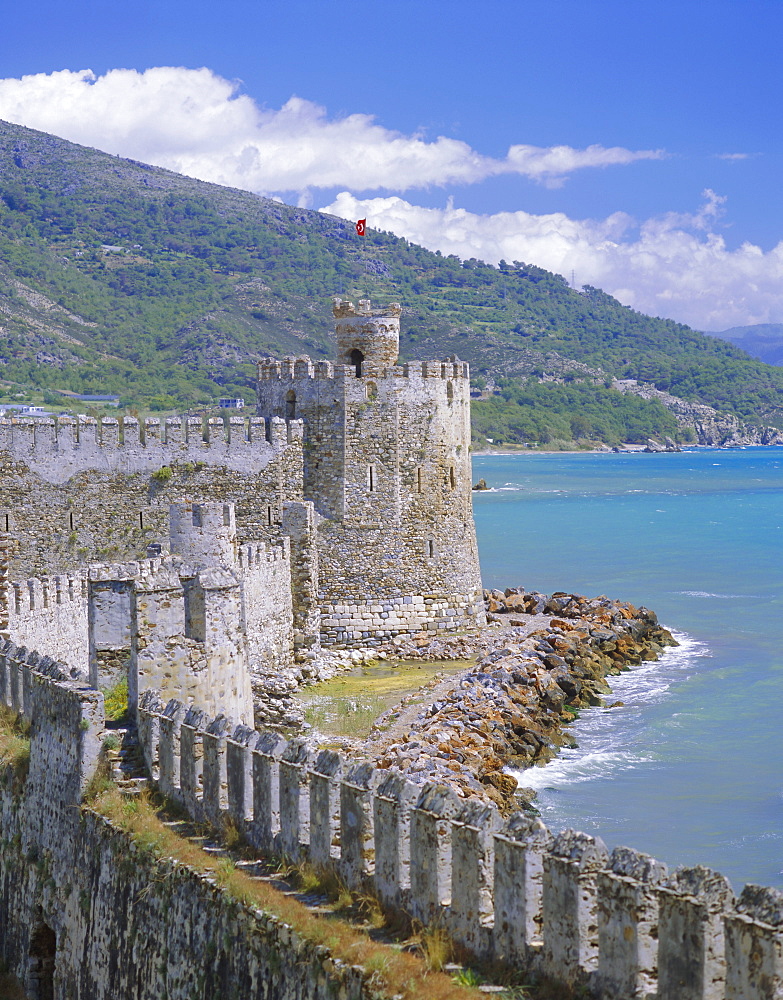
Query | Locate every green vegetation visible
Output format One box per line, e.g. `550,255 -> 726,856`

102,677 -> 130,723
1,119 -> 782,437
298,660 -> 468,738
472,378 -> 694,447
0,706 -> 30,778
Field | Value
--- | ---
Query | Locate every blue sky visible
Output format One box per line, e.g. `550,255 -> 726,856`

0,0 -> 781,331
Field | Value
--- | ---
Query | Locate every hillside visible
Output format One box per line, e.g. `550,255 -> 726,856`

715,324 -> 783,367
1,118 -> 783,444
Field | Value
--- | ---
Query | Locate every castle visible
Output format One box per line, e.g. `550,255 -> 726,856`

0,298 -> 485,720
0,299 -> 782,999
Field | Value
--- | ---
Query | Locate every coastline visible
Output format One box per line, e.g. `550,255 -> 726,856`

473,443 -> 682,456
472,442 -> 781,456
346,588 -> 677,815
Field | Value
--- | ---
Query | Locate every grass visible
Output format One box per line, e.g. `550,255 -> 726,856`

414,919 -> 452,972
90,784 -> 491,1000
0,707 -> 30,783
300,659 -> 469,738
102,677 -> 130,724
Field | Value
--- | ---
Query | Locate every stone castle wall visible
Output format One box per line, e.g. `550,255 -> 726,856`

237,538 -> 295,669
0,415 -> 304,580
257,347 -> 485,643
1,645 -> 782,999
135,693 -> 783,1000
6,573 -> 89,675
0,412 -> 295,483
0,298 -> 486,648
0,650 -> 371,1000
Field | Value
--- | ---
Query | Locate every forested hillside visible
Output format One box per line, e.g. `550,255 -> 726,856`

1,118 -> 782,443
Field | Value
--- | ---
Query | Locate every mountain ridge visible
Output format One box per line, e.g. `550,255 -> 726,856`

714,324 -> 783,366
0,118 -> 782,446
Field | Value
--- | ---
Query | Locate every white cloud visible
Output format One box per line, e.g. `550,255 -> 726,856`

320,191 -> 783,331
0,65 -> 777,330
0,66 -> 662,192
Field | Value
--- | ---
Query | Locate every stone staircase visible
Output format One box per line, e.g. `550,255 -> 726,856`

104,725 -> 151,794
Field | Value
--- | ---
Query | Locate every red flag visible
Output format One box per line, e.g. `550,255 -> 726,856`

355,218 -> 366,236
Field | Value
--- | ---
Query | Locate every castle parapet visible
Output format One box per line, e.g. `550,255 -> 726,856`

0,413 -> 300,484
257,356 -> 469,385
169,502 -> 237,568
132,696 -> 783,999
7,573 -> 89,676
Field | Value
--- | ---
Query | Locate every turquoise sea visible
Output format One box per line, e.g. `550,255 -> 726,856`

472,447 -> 783,890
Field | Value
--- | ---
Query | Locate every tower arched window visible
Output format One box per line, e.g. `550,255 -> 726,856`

285,390 -> 296,420
349,349 -> 364,377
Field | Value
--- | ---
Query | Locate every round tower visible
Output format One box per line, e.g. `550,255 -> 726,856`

332,297 -> 400,373
256,299 -> 486,645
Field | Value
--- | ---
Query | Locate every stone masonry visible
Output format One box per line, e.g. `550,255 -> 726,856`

2,652 -> 782,1000
257,297 -> 486,645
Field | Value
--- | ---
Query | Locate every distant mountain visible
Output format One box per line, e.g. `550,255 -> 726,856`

1,118 -> 783,443
714,324 -> 783,366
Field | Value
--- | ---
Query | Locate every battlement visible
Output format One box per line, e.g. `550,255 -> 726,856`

331,296 -> 401,319
0,413 -> 304,483
10,574 -> 87,616
7,573 -> 89,675
258,356 -> 470,382
136,695 -> 783,1000
0,640 -> 103,820
236,536 -> 290,570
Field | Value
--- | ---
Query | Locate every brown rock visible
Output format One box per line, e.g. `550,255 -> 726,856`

481,770 -> 519,799
503,593 -> 527,612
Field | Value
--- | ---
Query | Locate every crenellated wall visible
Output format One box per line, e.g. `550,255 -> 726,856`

0,413 -> 301,484
2,644 -> 783,1000
7,573 -> 89,675
0,641 -> 103,837
0,648 -> 374,1000
0,415 -> 304,580
2,505 -> 297,724
135,692 -> 783,1000
237,536 -> 295,668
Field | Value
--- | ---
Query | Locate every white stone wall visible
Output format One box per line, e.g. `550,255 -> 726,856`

0,657 -> 375,1000
7,574 -> 89,675
238,538 -> 295,670
0,413 -> 301,485
135,695 -> 783,1000
2,654 -> 782,1000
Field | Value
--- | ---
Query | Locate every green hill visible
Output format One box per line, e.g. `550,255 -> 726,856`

1,118 -> 782,444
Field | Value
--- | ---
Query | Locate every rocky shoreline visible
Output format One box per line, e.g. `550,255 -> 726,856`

256,587 -> 676,814
361,588 -> 676,813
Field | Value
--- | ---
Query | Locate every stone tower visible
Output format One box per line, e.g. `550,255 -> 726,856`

257,298 -> 485,645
